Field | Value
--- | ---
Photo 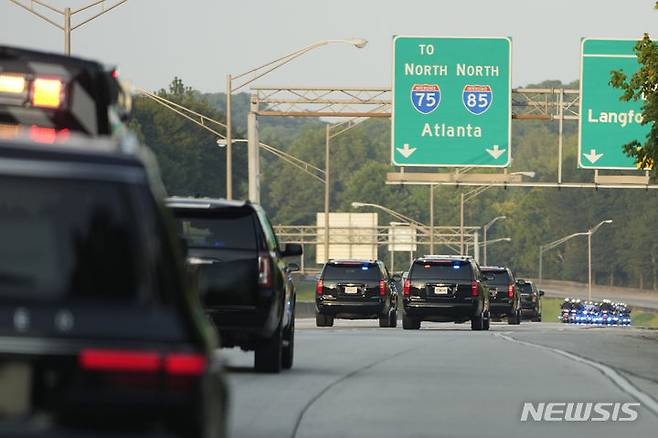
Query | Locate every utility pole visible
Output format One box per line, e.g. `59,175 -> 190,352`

8,0 -> 129,56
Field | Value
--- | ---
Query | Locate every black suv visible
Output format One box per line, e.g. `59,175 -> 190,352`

168,197 -> 302,373
402,256 -> 490,331
481,266 -> 521,325
0,132 -> 227,437
315,259 -> 399,328
516,279 -> 544,321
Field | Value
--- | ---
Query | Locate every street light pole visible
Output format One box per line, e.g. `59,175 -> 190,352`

324,125 -> 330,263
538,219 -> 611,295
226,38 -> 367,202
483,215 -> 506,266
225,74 -> 233,200
8,0 -> 129,55
430,184 -> 435,254
460,192 -> 464,255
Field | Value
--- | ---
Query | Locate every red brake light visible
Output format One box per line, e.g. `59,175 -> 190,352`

508,284 -> 514,298
403,279 -> 411,296
79,349 -> 160,373
258,253 -> 272,288
379,280 -> 386,296
32,77 -> 63,108
164,353 -> 206,376
471,280 -> 479,297
316,279 -> 324,295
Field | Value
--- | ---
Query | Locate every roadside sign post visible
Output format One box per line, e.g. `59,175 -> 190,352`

579,38 -> 650,170
392,36 -> 512,167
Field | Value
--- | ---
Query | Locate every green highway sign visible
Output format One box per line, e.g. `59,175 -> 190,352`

391,36 -> 512,167
579,38 -> 649,169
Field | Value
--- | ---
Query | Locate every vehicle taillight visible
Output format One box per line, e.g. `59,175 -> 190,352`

79,349 -> 160,373
164,353 -> 207,376
507,284 -> 514,298
316,279 -> 324,295
403,279 -> 411,296
32,77 -> 63,108
471,280 -> 479,297
379,280 -> 386,296
258,253 -> 272,288
28,126 -> 69,144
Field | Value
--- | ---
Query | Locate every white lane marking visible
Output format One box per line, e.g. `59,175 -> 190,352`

494,332 -> 658,417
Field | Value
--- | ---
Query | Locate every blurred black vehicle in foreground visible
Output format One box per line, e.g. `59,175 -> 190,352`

0,130 -> 227,437
168,198 -> 302,373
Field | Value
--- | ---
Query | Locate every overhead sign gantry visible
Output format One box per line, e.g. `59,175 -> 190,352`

391,36 -> 512,167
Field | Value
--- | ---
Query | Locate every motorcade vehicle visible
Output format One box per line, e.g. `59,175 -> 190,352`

516,279 -> 544,321
480,266 -> 521,325
315,259 -> 399,328
0,130 -> 227,437
167,197 -> 302,373
402,255 -> 490,331
0,45 -> 131,137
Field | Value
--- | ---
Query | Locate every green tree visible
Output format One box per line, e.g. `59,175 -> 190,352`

610,32 -> 658,172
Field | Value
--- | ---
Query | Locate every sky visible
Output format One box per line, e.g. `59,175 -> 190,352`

0,0 -> 657,93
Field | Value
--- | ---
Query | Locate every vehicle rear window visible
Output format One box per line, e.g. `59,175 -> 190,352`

483,270 -> 511,286
518,283 -> 534,294
0,175 -> 150,303
322,263 -> 381,281
173,208 -> 259,251
410,260 -> 473,281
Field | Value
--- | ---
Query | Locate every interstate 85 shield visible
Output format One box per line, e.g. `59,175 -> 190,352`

462,85 -> 493,115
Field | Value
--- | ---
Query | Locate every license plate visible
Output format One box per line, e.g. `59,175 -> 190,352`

434,286 -> 449,295
0,362 -> 31,417
344,286 -> 358,294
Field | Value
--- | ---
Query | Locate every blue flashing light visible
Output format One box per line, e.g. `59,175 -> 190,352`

361,265 -> 369,271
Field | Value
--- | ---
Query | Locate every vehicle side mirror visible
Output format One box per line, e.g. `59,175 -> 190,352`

392,273 -> 402,282
287,263 -> 300,272
539,290 -> 545,296
281,243 -> 303,257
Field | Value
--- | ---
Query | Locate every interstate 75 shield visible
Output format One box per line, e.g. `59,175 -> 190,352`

410,84 -> 441,114
462,85 -> 493,115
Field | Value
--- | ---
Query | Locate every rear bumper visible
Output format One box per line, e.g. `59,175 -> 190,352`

490,301 -> 514,316
316,300 -> 385,317
207,304 -> 280,347
403,299 -> 479,319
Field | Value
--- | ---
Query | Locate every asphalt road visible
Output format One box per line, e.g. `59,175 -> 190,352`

222,319 -> 658,438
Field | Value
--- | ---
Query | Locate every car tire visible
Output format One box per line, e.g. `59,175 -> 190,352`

255,327 -> 282,373
282,317 -> 294,370
483,312 -> 490,331
389,309 -> 398,328
507,311 -> 517,325
471,314 -> 483,331
316,313 -> 331,327
379,313 -> 389,328
402,314 -> 420,330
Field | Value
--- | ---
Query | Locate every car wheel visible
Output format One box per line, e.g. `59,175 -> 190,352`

255,327 -> 282,373
471,314 -> 483,331
316,313 -> 329,327
537,313 -> 542,322
282,317 -> 294,370
379,313 -> 389,328
389,309 -> 398,328
507,311 -> 517,325
402,314 -> 420,330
